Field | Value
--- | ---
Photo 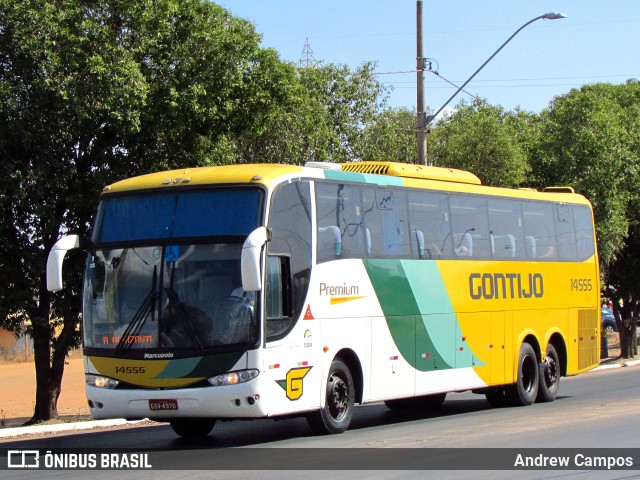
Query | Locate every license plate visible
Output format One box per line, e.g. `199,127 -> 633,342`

149,399 -> 178,411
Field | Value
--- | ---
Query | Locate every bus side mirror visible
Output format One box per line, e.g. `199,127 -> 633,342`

46,235 -> 84,292
241,227 -> 270,292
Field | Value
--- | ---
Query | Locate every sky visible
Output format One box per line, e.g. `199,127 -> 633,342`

215,0 -> 640,115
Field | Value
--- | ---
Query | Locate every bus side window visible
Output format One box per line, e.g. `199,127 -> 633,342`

573,205 -> 596,260
450,195 -> 491,259
318,225 -> 342,257
265,256 -> 293,339
556,205 -> 577,260
488,198 -> 525,259
523,202 -> 557,260
408,190 -> 452,259
455,231 -> 473,257
490,233 -> 516,258
525,236 -> 537,258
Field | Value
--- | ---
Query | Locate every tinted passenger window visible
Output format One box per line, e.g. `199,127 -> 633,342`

523,202 -> 557,259
316,183 -> 367,262
407,191 -> 452,259
488,199 -> 525,259
449,195 -> 491,258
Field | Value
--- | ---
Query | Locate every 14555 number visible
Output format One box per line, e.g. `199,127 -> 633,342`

570,278 -> 593,292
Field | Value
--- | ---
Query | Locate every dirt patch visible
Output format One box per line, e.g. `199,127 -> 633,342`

0,354 -> 89,428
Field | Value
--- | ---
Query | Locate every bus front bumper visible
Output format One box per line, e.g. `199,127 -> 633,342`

86,379 -> 268,420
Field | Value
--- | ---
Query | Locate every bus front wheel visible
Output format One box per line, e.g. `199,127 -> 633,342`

307,359 -> 355,434
537,344 -> 560,403
169,418 -> 216,438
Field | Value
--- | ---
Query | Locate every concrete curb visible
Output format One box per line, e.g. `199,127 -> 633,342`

0,419 -> 146,439
593,358 -> 640,371
593,363 -> 622,371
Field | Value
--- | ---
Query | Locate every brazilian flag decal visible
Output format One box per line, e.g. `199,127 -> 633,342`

363,259 -> 481,372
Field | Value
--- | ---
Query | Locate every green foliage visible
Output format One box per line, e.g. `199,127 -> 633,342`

231,61 -> 389,165
358,107 -> 417,163
0,0 -> 301,421
531,83 -> 640,268
427,99 -> 530,187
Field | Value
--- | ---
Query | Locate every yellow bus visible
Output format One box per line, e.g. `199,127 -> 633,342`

47,161 -> 600,437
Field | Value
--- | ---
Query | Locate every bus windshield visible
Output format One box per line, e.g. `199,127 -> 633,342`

92,188 -> 262,243
83,188 -> 263,355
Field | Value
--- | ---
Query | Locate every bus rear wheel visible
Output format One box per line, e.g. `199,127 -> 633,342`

507,342 -> 539,406
537,344 -> 560,403
169,418 -> 216,438
307,359 -> 355,434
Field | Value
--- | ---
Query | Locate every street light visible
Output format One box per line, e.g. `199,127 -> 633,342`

425,12 -> 566,127
418,12 -> 566,165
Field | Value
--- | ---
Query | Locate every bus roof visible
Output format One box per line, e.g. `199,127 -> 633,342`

101,161 -> 590,206
102,164 -> 305,193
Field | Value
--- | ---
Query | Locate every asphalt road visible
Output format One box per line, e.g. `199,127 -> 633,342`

3,367 -> 640,480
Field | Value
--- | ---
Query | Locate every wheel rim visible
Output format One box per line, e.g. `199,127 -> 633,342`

521,354 -> 537,393
543,356 -> 558,390
327,373 -> 349,421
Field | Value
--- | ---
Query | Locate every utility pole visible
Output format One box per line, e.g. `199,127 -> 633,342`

416,1 -> 427,165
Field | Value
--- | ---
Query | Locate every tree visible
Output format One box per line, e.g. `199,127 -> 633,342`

427,99 -> 530,188
232,61 -> 389,165
0,0 -> 292,423
605,221 -> 640,358
530,83 -> 640,268
530,82 -> 640,357
358,107 -> 416,164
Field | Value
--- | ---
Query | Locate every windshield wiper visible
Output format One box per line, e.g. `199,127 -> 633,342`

115,266 -> 158,355
163,286 -> 205,354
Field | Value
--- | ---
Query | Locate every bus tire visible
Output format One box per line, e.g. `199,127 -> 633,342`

537,344 -> 560,403
507,342 -> 539,406
307,359 -> 355,434
169,418 -> 216,438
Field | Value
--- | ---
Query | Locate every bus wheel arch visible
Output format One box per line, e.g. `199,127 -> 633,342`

307,356 -> 356,434
333,348 -> 363,404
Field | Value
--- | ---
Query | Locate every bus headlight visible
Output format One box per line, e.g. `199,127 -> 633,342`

207,369 -> 259,387
86,374 -> 119,389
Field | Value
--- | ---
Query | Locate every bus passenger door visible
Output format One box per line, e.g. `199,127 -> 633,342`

262,256 -> 321,415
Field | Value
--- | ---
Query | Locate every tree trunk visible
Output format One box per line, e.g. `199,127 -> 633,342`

27,277 -> 57,425
25,275 -> 77,425
620,320 -> 633,359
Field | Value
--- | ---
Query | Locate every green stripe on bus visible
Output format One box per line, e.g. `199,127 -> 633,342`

324,170 -> 404,186
152,351 -> 244,379
363,259 -> 454,371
